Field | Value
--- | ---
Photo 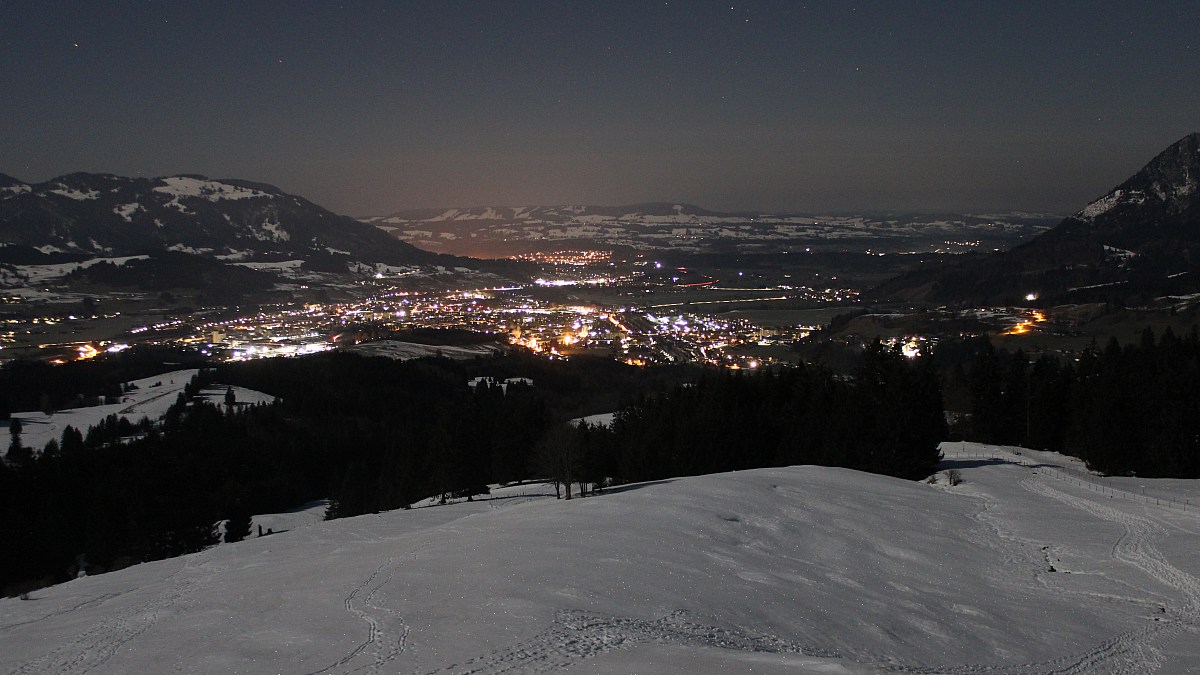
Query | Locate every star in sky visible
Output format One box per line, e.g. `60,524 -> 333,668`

1,1 -> 1198,216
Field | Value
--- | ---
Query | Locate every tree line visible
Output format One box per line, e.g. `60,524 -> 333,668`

598,341 -> 945,483
9,323 -> 1200,598
951,328 -> 1200,477
0,346 -> 208,421
1,344 -> 946,595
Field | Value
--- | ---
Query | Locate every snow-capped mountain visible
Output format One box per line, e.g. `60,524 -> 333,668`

364,203 -> 1055,258
366,203 -> 736,225
1049,131 -> 1200,251
872,132 -> 1200,304
0,173 -> 432,264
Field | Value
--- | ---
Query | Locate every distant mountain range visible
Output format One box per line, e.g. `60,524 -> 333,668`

366,203 -> 738,223
873,132 -> 1200,305
364,203 -> 1058,258
0,173 -> 433,265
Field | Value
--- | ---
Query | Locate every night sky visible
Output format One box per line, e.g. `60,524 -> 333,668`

3,1 -> 1198,216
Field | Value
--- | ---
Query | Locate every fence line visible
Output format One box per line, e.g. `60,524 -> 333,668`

943,445 -> 1193,514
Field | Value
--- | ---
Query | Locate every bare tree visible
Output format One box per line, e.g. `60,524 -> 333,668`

534,423 -> 587,499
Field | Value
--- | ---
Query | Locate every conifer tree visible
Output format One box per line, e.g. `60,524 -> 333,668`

8,418 -> 21,449
60,426 -> 84,454
224,509 -> 252,543
6,418 -> 31,465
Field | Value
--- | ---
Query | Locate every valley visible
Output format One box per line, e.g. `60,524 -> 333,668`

0,174 -> 1068,369
5,4 -> 1200,673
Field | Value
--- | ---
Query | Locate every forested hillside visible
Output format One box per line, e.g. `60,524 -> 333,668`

1,346 -> 945,595
949,328 -> 1200,477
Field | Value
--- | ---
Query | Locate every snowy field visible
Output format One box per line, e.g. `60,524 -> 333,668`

342,340 -> 501,361
8,369 -> 276,452
0,255 -> 149,289
571,412 -> 616,427
2,442 -> 1199,673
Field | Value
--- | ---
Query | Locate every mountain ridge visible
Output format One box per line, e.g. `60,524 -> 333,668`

0,172 -> 436,265
871,132 -> 1200,305
363,202 -> 747,224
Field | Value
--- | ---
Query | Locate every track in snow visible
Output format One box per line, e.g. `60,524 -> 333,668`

307,554 -> 415,675
426,608 -> 837,674
1018,477 -> 1200,672
0,591 -> 130,632
857,463 -> 1200,675
8,557 -> 220,675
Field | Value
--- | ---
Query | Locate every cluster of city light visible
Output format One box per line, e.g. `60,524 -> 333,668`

512,250 -> 611,265
1004,308 -> 1049,336
881,336 -> 935,359
6,259 -> 839,368
60,341 -> 131,362
533,276 -> 615,287
130,318 -> 184,334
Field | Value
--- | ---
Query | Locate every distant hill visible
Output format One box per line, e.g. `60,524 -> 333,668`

872,132 -> 1200,305
364,202 -> 739,224
364,203 -> 1057,258
0,172 -> 436,266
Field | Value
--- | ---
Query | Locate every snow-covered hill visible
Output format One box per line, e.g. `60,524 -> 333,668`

341,340 -> 501,361
0,172 -> 432,265
7,369 -> 276,453
2,444 -> 1198,673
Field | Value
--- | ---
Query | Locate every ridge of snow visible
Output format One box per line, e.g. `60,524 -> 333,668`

113,203 -> 143,222
232,259 -> 304,270
0,184 -> 31,198
153,176 -> 271,201
166,243 -> 213,254
1076,189 -> 1147,221
252,217 -> 290,242
428,209 -> 461,222
48,187 -> 100,201
1103,244 -> 1137,260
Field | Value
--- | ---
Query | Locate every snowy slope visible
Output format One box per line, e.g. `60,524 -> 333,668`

9,369 -> 276,453
0,172 -> 433,264
2,444 -> 1199,673
342,340 -> 501,361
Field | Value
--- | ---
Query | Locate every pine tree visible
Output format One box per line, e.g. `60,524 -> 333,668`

6,418 -> 31,465
60,426 -> 84,454
967,338 -> 1004,443
1000,349 -> 1030,446
224,509 -> 252,543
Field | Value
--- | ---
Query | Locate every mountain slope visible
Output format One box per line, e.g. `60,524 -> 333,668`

2,451 -> 1198,673
0,173 -> 433,264
872,132 -> 1200,304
